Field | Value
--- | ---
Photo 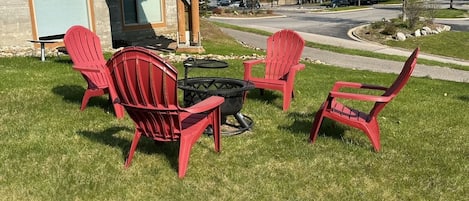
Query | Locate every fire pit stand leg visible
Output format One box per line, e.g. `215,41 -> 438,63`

205,113 -> 253,136
220,113 -> 253,136
234,113 -> 252,131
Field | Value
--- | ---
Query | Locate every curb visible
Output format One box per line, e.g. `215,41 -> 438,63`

347,24 -> 367,42
310,7 -> 374,14
209,15 -> 286,20
347,24 -> 387,46
435,17 -> 469,21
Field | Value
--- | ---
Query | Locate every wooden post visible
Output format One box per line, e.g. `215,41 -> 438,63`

190,0 -> 200,46
177,0 -> 187,45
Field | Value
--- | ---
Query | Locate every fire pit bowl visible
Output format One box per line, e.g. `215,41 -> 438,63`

178,77 -> 254,116
178,77 -> 255,135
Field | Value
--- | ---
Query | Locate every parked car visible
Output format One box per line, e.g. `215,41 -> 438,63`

230,0 -> 241,7
218,0 -> 232,6
329,0 -> 350,7
239,0 -> 260,9
348,0 -> 378,5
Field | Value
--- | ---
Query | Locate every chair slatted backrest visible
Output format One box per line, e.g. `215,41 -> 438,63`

370,48 -> 419,118
64,25 -> 108,89
265,29 -> 305,80
108,47 -> 183,140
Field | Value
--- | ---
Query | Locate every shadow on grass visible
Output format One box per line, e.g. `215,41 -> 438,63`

281,113 -> 378,150
77,126 -> 180,172
280,111 -> 346,141
457,95 -> 469,102
245,89 -> 283,110
53,57 -> 73,64
52,84 -> 115,113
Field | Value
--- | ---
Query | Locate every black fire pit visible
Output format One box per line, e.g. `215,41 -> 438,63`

178,77 -> 255,135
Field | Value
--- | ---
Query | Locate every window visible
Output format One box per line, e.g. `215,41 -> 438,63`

123,0 -> 164,26
32,0 -> 92,37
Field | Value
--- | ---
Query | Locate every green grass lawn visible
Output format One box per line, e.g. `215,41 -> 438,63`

1,19 -> 468,200
434,8 -> 469,18
1,43 -> 468,200
385,31 -> 469,61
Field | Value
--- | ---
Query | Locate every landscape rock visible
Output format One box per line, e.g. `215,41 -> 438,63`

396,32 -> 406,41
443,25 -> 451,31
422,26 -> 432,33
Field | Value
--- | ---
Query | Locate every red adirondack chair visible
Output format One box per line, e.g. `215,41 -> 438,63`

64,25 -> 124,119
309,48 -> 420,152
107,46 -> 225,178
243,29 -> 305,111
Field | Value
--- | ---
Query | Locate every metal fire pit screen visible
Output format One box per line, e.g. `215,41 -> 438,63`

178,77 -> 254,135
177,58 -> 254,135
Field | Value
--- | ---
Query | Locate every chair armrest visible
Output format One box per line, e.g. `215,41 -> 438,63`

243,59 -> 265,80
331,81 -> 388,92
287,63 -> 306,80
243,59 -> 265,67
329,91 -> 391,102
182,96 -> 225,114
292,63 -> 306,71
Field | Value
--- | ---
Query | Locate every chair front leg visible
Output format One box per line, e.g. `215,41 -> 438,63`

212,107 -> 221,152
310,104 -> 326,143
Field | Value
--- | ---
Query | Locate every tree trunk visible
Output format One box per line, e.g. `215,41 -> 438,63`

450,0 -> 454,9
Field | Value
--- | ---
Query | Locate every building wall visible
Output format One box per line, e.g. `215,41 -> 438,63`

95,0 -> 113,48
0,0 -> 178,50
0,0 -> 34,48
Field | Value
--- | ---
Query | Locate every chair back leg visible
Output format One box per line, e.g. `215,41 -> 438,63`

125,131 -> 142,168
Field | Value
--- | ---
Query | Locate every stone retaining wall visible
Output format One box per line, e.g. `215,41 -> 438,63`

0,40 -> 324,64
